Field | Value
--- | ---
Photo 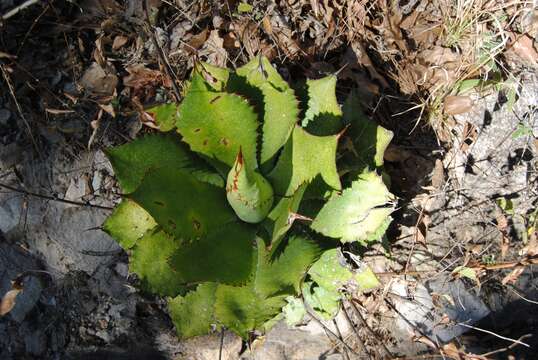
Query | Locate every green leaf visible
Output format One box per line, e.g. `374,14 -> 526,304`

342,91 -> 393,169
264,183 -> 306,248
308,249 -> 380,293
234,57 -> 299,165
226,150 -> 274,223
168,283 -> 218,338
213,236 -> 320,338
354,265 -> 381,292
146,103 -> 178,132
106,134 -> 194,193
214,284 -> 286,339
237,2 -> 253,13
308,249 -> 353,293
130,228 -> 185,296
452,266 -> 479,285
169,222 -> 256,285
311,171 -> 395,243
282,296 -> 306,326
103,199 -> 157,249
269,126 -> 341,196
255,235 -> 321,297
302,281 -> 340,320
177,73 -> 259,169
302,76 -> 343,136
129,167 -> 235,240
196,62 -> 230,91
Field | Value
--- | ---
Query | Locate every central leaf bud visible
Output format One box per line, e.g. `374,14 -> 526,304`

226,150 -> 274,223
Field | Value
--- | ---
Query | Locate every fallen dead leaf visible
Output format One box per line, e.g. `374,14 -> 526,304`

413,335 -> 437,350
444,95 -> 473,115
123,64 -> 170,100
441,342 -> 462,360
460,121 -> 478,152
112,35 -> 129,50
187,28 -> 209,53
506,33 -> 538,66
200,30 -> 227,67
79,62 -> 118,96
0,280 -> 23,317
502,265 -> 525,285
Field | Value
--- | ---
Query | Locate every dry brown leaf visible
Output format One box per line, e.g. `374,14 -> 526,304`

413,335 -> 437,350
460,121 -> 478,152
200,30 -> 227,67
502,265 -> 525,285
187,29 -> 209,53
122,64 -> 171,102
507,34 -> 538,66
262,14 -> 302,59
79,62 -> 118,96
444,95 -> 473,115
112,35 -> 129,50
441,342 -> 462,360
0,280 -> 22,317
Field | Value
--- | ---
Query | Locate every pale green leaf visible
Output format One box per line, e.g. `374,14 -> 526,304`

129,167 -> 235,240
177,73 -> 259,169
234,57 -> 299,164
196,62 -> 230,91
282,296 -> 306,326
168,283 -> 218,338
302,76 -> 343,136
302,281 -> 340,320
226,150 -> 274,223
268,126 -> 341,196
130,228 -> 185,296
264,183 -> 306,248
103,199 -> 157,249
308,249 -> 353,293
311,171 -> 395,243
354,266 -> 380,292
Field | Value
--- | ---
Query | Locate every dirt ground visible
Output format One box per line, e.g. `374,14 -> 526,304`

1,1 -> 538,359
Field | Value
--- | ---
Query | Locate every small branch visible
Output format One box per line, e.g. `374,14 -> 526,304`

303,305 -> 359,356
457,323 -> 531,348
1,0 -> 40,20
0,182 -> 113,210
480,334 -> 533,357
142,0 -> 182,100
0,64 -> 38,151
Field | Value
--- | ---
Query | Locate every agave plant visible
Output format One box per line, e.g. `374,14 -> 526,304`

103,57 -> 395,339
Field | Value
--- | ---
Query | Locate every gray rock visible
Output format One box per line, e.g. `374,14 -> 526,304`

0,108 -> 11,125
24,329 -> 47,356
9,276 -> 43,323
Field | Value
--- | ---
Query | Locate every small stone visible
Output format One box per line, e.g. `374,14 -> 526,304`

95,329 -> 111,343
115,262 -> 129,278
